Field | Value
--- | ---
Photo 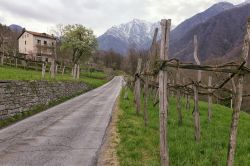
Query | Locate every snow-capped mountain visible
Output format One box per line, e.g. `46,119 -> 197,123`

98,1 -> 250,56
98,19 -> 159,55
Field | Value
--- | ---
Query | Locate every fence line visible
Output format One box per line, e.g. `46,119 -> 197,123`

129,17 -> 250,166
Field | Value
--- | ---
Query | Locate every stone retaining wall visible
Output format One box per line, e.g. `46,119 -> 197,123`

0,80 -> 90,119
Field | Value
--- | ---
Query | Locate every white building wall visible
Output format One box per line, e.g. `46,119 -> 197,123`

18,32 -> 34,55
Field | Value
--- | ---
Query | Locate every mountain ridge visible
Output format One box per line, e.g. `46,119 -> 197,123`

170,4 -> 250,62
98,19 -> 159,55
97,1 -> 238,55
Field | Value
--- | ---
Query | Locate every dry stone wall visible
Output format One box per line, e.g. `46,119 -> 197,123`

0,80 -> 90,119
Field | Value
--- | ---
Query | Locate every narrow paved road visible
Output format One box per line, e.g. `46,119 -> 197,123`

0,76 -> 123,166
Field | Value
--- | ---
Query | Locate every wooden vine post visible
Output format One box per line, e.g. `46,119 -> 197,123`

208,76 -> 212,122
227,18 -> 250,166
230,77 -> 236,109
159,19 -> 171,166
62,66 -> 65,76
176,69 -> 183,126
193,35 -> 201,142
143,28 -> 158,126
50,60 -> 55,78
135,58 -> 142,115
42,63 -> 46,79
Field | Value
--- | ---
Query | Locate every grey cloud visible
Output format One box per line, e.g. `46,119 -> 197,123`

0,0 -> 245,35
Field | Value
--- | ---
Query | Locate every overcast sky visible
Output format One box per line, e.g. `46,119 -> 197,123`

0,0 -> 245,36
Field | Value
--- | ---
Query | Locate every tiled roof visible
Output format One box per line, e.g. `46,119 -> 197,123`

18,29 -> 56,40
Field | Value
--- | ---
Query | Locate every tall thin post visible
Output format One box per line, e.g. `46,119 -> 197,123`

42,63 -> 46,79
231,77 -> 236,109
193,85 -> 201,142
62,66 -> 65,76
193,35 -> 201,142
159,19 -> 171,166
230,89 -> 233,109
135,58 -> 142,115
143,62 -> 149,126
176,69 -> 182,126
208,76 -> 212,122
227,18 -> 250,166
50,60 -> 55,78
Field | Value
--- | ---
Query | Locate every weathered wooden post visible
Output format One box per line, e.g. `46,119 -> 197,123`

135,58 -> 142,115
144,62 -> 149,126
176,69 -> 182,126
193,35 -> 201,142
184,79 -> 190,111
42,63 -> 46,79
193,85 -> 200,142
208,76 -> 212,122
227,17 -> 250,166
159,19 -> 171,166
143,28 -> 158,126
230,89 -> 233,109
230,77 -> 236,109
50,60 -> 55,78
62,66 -> 65,76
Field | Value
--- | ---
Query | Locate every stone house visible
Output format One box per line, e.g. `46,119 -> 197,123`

18,29 -> 56,62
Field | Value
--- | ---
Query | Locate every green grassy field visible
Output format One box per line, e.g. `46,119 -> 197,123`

118,89 -> 250,166
0,66 -> 108,88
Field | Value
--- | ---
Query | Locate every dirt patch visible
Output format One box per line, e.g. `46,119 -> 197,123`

97,99 -> 120,166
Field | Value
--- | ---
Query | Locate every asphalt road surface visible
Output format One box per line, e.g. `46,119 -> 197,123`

0,76 -> 123,166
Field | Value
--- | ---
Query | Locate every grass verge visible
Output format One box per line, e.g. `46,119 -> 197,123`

117,88 -> 250,166
0,65 -> 108,83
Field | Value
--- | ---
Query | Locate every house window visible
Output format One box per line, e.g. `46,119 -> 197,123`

27,34 -> 29,37
52,42 -> 54,46
25,41 -> 27,45
44,41 -> 47,45
37,40 -> 41,44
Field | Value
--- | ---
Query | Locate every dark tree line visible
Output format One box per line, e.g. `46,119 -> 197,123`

93,48 -> 148,75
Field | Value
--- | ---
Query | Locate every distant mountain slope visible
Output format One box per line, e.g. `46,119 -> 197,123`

98,19 -> 159,55
98,2 -> 235,55
170,4 -> 250,62
170,2 -> 234,43
8,24 -> 23,33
